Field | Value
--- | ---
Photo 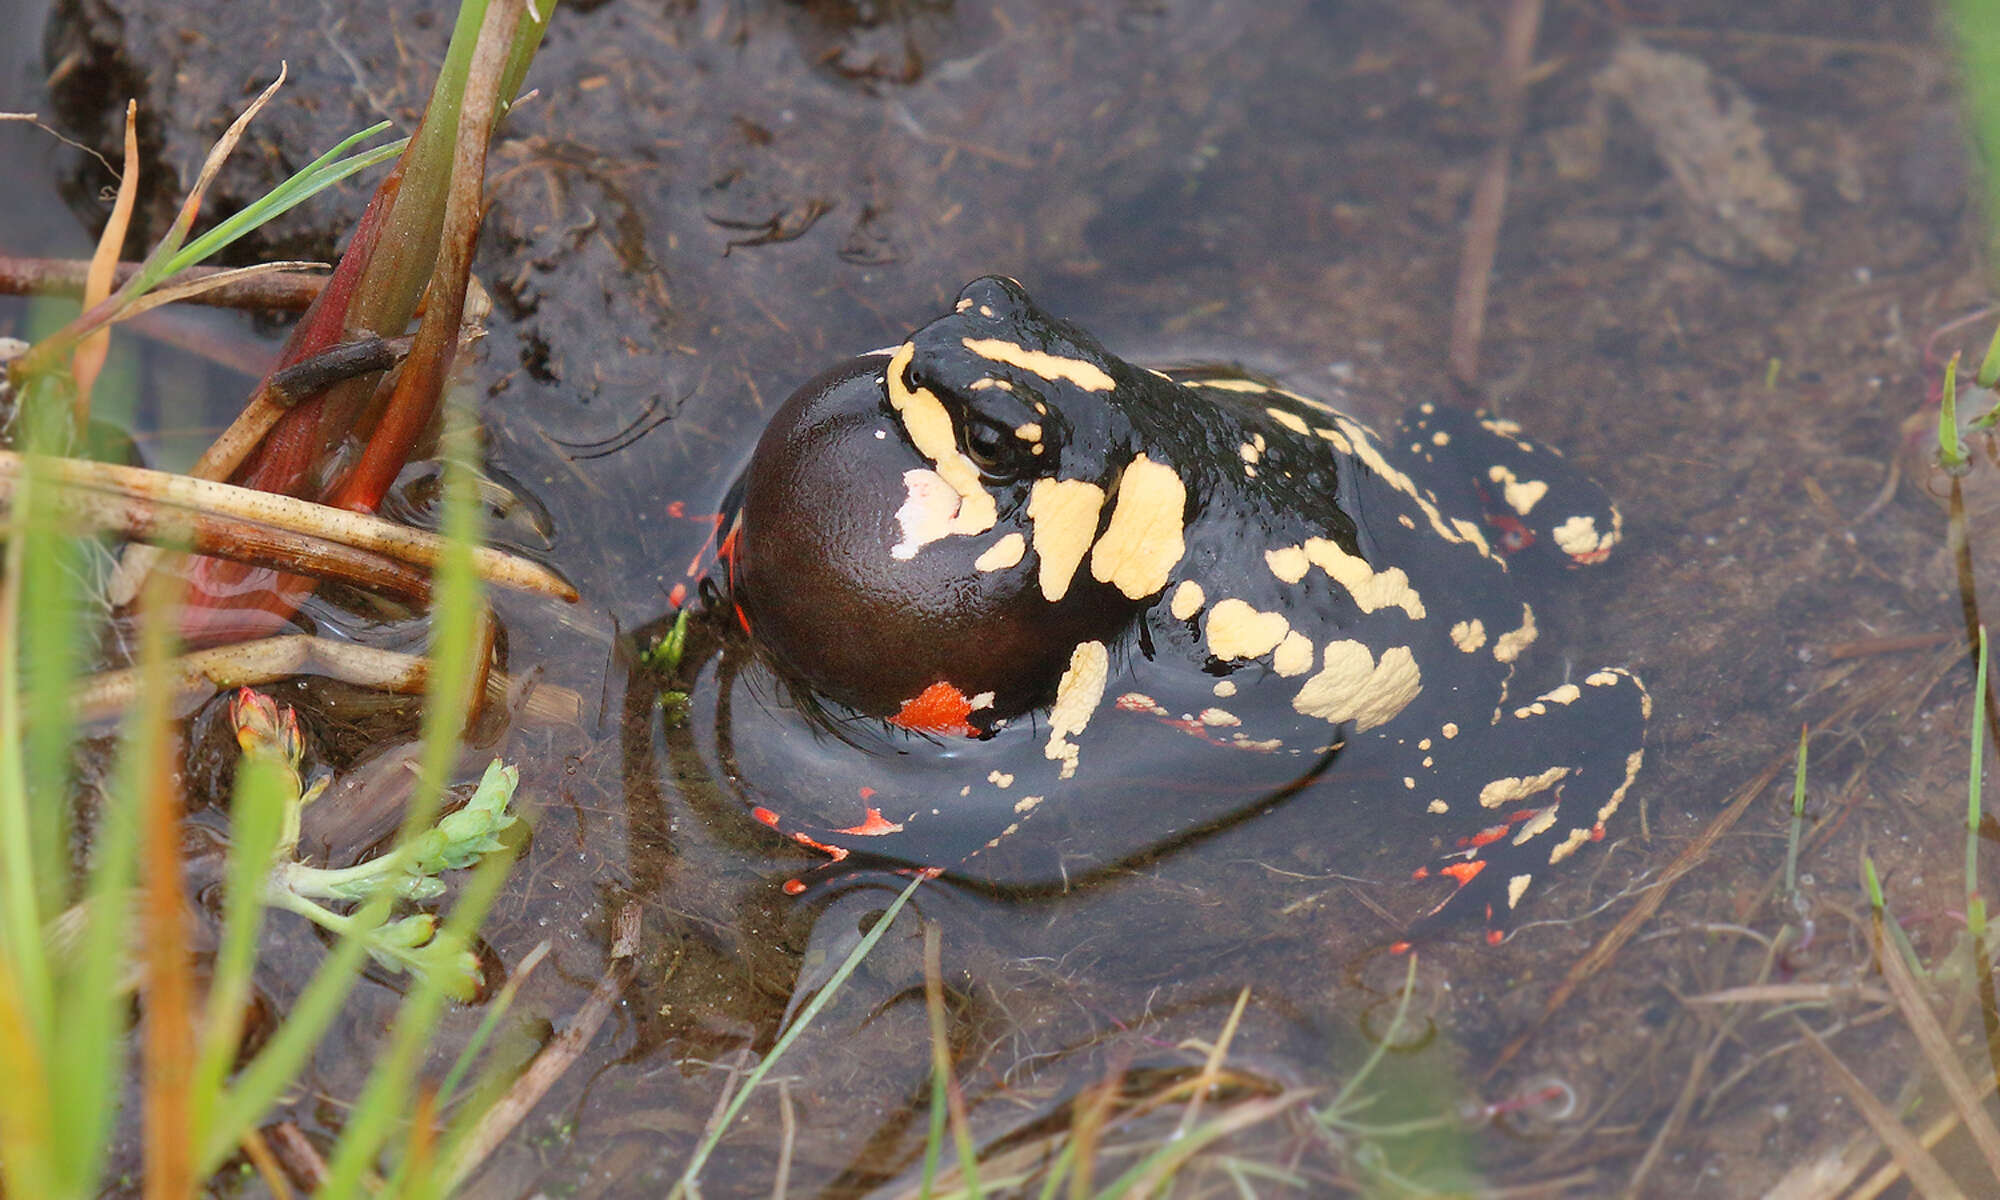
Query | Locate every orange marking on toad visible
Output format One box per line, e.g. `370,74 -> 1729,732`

837,807 -> 905,836
888,680 -> 979,737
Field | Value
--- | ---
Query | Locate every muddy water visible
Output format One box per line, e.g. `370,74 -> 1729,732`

5,0 -> 1994,1195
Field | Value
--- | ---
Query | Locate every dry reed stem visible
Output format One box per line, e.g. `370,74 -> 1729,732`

13,483 -> 431,602
0,255 -> 325,311
1874,913 -> 2000,1180
74,101 -> 140,424
1798,1021 -> 1964,1200
0,451 -> 577,602
1850,1063 -> 2000,1200
73,635 -> 582,726
136,572 -> 195,1200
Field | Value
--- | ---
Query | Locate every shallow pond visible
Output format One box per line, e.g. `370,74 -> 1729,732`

3,0 -> 1994,1195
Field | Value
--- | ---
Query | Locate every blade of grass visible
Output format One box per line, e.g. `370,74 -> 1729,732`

0,431 -> 59,1070
0,950 -> 57,1198
316,845 -> 515,1194
1324,954 -> 1419,1120
318,365 -> 496,1190
671,874 -> 926,1200
1174,986 -> 1252,1140
195,898 -> 383,1176
45,572 -> 172,1196
1089,1091 -> 1317,1200
1785,724 -> 1807,897
1950,0 -> 2000,272
437,917 -> 626,1191
186,750 -> 291,1135
1943,350 -> 1969,471
923,920 -> 981,1200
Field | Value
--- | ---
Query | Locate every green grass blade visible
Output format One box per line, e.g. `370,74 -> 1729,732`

155,137 -> 408,284
187,751 -> 290,1139
316,386 -> 490,1190
18,408 -> 83,927
48,569 -> 182,1195
672,875 -> 926,1199
1784,724 -> 1807,897
1951,0 -> 2000,273
0,440 -> 58,1058
197,896 -> 383,1175
319,849 -> 514,1195
1942,350 -> 1968,469
1978,318 -> 2000,390
1322,954 -> 1419,1121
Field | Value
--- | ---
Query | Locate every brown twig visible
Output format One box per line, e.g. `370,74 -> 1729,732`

134,570 -> 195,1200
0,256 -> 325,311
14,483 -> 432,604
447,903 -> 641,1191
73,635 -> 582,726
1448,0 -> 1542,387
0,451 -> 578,603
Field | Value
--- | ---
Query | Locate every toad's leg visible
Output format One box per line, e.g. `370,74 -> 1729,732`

1391,402 -> 1623,572
1399,667 -> 1649,947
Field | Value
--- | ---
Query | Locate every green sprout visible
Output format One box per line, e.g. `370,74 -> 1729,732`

642,608 -> 693,721
1941,350 -> 1970,471
231,687 -> 518,998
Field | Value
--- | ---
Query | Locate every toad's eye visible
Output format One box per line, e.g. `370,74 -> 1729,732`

963,418 -> 1025,481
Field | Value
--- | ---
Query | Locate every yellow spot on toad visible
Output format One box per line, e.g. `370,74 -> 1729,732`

1272,631 -> 1314,677
962,337 -> 1115,391
1266,407 -> 1312,435
1089,454 -> 1187,599
886,344 -> 997,547
1045,640 -> 1110,780
973,532 -> 1026,572
1487,464 -> 1549,515
1553,513 -> 1620,559
1027,477 -> 1106,602
1167,580 -> 1206,621
1206,599 -> 1292,660
1291,641 -> 1422,731
1477,766 -> 1569,809
1493,604 -> 1538,663
1302,537 -> 1426,618
1265,544 -> 1310,584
